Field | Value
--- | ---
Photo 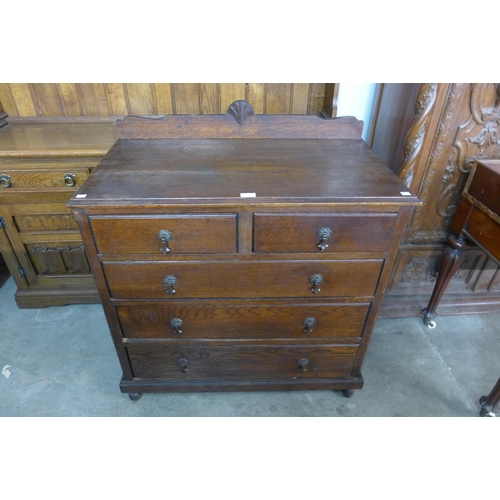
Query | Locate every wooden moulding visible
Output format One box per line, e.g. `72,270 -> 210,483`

117,100 -> 363,140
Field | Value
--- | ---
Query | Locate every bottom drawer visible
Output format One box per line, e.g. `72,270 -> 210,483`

127,344 -> 358,380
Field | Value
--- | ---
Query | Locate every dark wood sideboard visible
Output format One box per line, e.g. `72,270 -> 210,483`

68,101 -> 419,399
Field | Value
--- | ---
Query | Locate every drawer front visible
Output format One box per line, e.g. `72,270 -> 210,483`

90,215 -> 237,255
0,168 -> 90,189
117,303 -> 370,340
127,344 -> 358,380
253,213 -> 397,253
103,260 -> 383,299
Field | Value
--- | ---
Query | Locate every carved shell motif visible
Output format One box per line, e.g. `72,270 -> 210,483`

226,100 -> 255,125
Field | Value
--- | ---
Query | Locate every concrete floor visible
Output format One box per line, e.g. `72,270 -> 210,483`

0,275 -> 499,417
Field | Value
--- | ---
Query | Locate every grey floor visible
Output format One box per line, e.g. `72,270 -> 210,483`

1,275 -> 499,417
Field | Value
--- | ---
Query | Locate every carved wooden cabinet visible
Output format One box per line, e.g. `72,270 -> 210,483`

0,123 -> 117,307
372,83 -> 500,318
68,103 -> 418,399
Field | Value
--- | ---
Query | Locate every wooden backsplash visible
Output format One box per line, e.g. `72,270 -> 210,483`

0,83 -> 337,120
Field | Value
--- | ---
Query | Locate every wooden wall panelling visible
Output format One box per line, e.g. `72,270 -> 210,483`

153,84 -> 174,114
0,84 -> 339,120
0,97 -> 7,128
378,83 -> 500,318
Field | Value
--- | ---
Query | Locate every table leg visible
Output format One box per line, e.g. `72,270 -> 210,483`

422,235 -> 468,328
480,376 -> 500,416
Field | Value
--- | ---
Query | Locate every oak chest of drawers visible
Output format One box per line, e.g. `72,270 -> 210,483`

68,102 -> 419,400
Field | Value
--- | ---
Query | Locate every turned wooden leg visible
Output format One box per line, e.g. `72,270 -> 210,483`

128,392 -> 143,401
422,235 -> 468,328
479,376 -> 500,416
342,389 -> 354,398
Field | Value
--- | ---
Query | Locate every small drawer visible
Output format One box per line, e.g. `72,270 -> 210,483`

0,168 -> 91,190
127,344 -> 358,380
253,213 -> 397,253
90,215 -> 237,255
103,259 -> 383,299
117,303 -> 371,340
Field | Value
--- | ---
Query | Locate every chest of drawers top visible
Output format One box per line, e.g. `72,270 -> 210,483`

68,137 -> 417,210
67,103 -> 418,211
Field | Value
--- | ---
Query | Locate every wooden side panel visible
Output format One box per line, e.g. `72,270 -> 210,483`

307,83 -> 327,114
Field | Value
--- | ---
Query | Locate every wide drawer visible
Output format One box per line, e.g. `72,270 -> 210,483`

253,213 -> 397,253
0,168 -> 91,189
117,302 -> 370,340
90,215 -> 237,254
127,344 -> 358,380
103,260 -> 383,299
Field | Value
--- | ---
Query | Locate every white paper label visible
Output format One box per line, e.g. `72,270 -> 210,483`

75,194 -> 87,198
240,192 -> 256,198
400,192 -> 412,196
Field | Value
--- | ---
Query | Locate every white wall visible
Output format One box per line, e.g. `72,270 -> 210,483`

336,83 -> 380,142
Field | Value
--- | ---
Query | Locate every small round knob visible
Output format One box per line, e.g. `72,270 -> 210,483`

316,227 -> 332,251
178,358 -> 189,373
157,229 -> 173,254
297,358 -> 309,372
309,274 -> 323,294
302,317 -> 316,334
0,174 -> 12,188
63,173 -> 76,187
170,317 -> 183,335
163,275 -> 178,295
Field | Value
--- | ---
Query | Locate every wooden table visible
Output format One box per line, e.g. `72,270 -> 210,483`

423,159 -> 500,416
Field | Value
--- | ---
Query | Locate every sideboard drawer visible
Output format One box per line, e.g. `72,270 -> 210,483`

253,213 -> 397,253
0,168 -> 91,190
103,260 -> 383,299
90,215 -> 237,255
127,344 -> 358,380
117,302 -> 371,340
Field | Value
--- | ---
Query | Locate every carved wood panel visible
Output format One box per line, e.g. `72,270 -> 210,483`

405,83 -> 500,243
0,83 -> 338,119
380,83 -> 500,316
28,243 -> 90,275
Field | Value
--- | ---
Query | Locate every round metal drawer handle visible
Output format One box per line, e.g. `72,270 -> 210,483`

157,229 -> 172,254
163,275 -> 178,296
63,173 -> 76,187
309,274 -> 323,294
178,358 -> 189,373
297,358 -> 309,372
170,317 -> 183,335
316,227 -> 332,251
302,317 -> 316,334
0,174 -> 12,188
